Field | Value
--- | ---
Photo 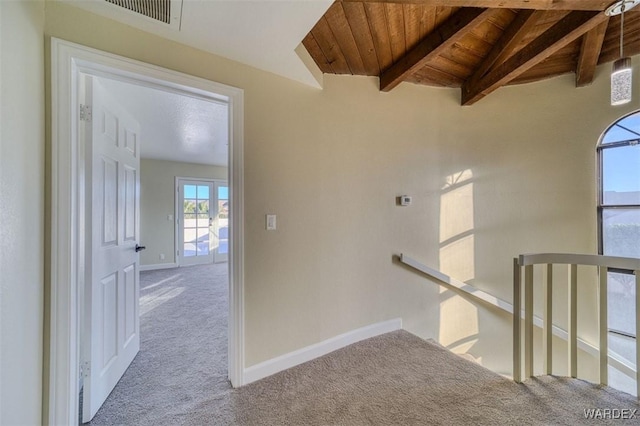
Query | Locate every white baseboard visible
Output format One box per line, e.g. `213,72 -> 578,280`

140,262 -> 178,272
242,318 -> 402,385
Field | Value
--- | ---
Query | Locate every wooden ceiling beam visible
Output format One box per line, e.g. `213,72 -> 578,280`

575,19 -> 609,86
410,66 -> 466,87
461,10 -> 608,105
338,0 -> 612,11
380,7 -> 500,92
470,10 -> 544,83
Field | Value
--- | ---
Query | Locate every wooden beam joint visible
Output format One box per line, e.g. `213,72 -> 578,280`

461,10 -> 608,105
380,7 -> 499,92
468,10 -> 543,88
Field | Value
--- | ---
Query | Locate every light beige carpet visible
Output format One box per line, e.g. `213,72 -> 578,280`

88,264 -> 639,425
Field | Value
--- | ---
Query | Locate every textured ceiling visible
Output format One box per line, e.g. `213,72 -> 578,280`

98,77 -> 229,167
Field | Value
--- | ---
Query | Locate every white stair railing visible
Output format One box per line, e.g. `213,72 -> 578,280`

513,253 -> 640,399
399,253 -> 638,385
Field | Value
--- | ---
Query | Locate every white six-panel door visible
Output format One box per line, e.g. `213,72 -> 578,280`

82,76 -> 141,422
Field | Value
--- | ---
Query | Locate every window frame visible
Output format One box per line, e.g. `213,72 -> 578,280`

597,116 -> 640,339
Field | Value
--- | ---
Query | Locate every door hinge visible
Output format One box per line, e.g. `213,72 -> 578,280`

81,360 -> 91,378
177,250 -> 180,256
80,104 -> 93,122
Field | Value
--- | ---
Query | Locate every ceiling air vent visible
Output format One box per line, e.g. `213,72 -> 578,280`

105,0 -> 172,25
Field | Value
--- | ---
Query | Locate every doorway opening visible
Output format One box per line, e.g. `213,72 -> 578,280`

78,73 -> 233,421
49,38 -> 245,426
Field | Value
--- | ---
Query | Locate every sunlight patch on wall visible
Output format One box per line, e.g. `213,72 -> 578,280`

439,169 -> 479,357
439,169 -> 475,282
440,184 -> 475,243
438,295 -> 479,349
440,234 -> 476,282
442,169 -> 473,190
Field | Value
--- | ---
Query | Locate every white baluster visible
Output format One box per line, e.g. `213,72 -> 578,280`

543,264 -> 553,375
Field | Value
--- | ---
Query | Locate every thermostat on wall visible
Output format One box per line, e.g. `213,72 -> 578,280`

400,195 -> 412,206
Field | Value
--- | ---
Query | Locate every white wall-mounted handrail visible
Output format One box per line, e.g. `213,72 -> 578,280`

398,253 -> 637,382
400,254 -> 515,313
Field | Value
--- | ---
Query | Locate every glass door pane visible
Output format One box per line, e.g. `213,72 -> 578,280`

214,183 -> 228,263
179,180 -> 214,266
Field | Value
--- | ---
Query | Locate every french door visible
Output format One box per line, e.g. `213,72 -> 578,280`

213,182 -> 229,263
177,179 -> 228,265
178,179 -> 214,266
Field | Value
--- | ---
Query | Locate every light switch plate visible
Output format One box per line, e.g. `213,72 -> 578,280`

266,214 -> 277,230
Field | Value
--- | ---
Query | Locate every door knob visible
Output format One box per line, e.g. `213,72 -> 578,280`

135,244 -> 146,252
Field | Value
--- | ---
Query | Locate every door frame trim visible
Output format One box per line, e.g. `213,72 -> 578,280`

48,38 -> 245,425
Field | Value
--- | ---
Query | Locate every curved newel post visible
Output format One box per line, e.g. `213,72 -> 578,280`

513,258 -> 522,383
403,252 -> 640,399
514,253 -> 640,401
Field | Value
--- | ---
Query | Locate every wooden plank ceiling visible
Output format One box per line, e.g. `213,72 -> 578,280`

302,0 -> 640,105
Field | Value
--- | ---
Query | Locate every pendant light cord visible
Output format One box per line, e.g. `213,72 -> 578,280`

620,3 -> 626,58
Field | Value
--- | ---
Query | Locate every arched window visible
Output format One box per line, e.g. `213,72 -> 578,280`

598,112 -> 640,363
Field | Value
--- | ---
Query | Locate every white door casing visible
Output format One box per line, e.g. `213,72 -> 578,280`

82,76 -> 141,422
49,39 -> 245,426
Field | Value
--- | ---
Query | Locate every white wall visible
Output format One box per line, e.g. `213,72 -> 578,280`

140,159 -> 227,267
43,0 -> 639,388
0,1 -> 45,424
